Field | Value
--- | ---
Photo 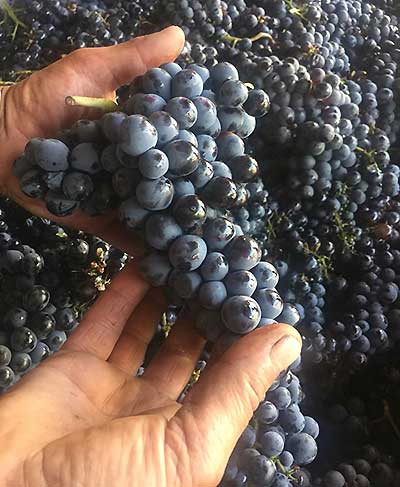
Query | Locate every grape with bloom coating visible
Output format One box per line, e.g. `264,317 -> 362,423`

222,296 -> 261,334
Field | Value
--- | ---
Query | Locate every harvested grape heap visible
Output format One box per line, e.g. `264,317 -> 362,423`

0,198 -> 126,388
2,0 -> 400,485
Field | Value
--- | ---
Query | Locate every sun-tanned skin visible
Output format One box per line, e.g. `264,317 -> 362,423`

0,26 -> 301,487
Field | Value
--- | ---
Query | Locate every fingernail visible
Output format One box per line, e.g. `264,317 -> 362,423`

271,335 -> 301,367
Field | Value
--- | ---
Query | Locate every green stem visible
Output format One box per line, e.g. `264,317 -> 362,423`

0,0 -> 27,40
384,400 -> 400,440
65,96 -> 119,112
222,31 -> 274,48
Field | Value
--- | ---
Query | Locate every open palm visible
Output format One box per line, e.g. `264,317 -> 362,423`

1,260 -> 301,487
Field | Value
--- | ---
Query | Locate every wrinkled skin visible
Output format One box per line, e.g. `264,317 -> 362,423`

0,27 -> 302,487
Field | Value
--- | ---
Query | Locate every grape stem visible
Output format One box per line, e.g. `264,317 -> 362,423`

0,0 -> 27,40
383,400 -> 400,440
222,32 -> 274,48
65,96 -> 119,112
355,146 -> 382,174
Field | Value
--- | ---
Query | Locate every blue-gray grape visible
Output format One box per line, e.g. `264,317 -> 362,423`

222,295 -> 261,334
119,115 -> 158,157
168,235 -> 207,272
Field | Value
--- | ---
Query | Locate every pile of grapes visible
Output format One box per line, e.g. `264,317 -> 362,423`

1,0 -> 400,485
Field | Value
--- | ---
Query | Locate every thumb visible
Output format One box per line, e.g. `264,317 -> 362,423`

40,25 -> 185,96
168,324 -> 301,486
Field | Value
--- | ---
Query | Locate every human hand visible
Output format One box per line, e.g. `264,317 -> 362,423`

0,26 -> 184,255
0,261 -> 301,487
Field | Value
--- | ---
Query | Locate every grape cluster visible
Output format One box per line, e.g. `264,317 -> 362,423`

219,366 -> 318,487
14,62 -> 297,342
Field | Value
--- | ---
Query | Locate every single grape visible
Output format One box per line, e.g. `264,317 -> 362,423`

228,155 -> 259,182
160,62 -> 182,77
247,454 -> 277,486
217,131 -> 245,161
164,139 -> 200,177
226,236 -> 262,271
10,327 -> 38,353
212,161 -> 232,178
189,159 -> 214,189
70,142 -> 102,174
0,345 -> 12,367
0,366 -> 15,389
100,112 -> 127,143
303,416 -> 320,439
136,177 -> 174,211
225,270 -> 257,296
267,386 -> 292,409
254,288 -> 284,319
203,217 -> 236,250
138,149 -> 169,179
171,69 -> 203,99
173,178 -> 196,199
46,191 -> 77,217
45,330 -> 67,352
9,352 -> 32,374
255,401 -> 279,425
261,431 -> 285,457
142,67 -> 172,100
219,79 -> 249,107
27,138 -> 69,171
30,341 -> 51,364
244,89 -> 271,117
31,312 -> 56,339
23,286 -> 50,312
119,115 -> 158,157
280,404 -> 306,434
55,308 -> 78,332
277,303 -> 301,326
200,252 -> 229,281
62,171 -> 94,201
165,97 -> 198,129
286,433 -> 318,465
272,473 -> 290,487
199,281 -> 227,309
222,295 -> 261,334
149,111 -> 179,147
173,194 -> 207,230
236,112 -> 256,138
252,264 -> 279,292
192,96 -> 218,132
145,214 -> 182,250
4,308 -> 27,329
20,169 -> 46,199
168,235 -> 207,272
201,176 -> 238,208
197,135 -> 218,162
125,93 -> 167,116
